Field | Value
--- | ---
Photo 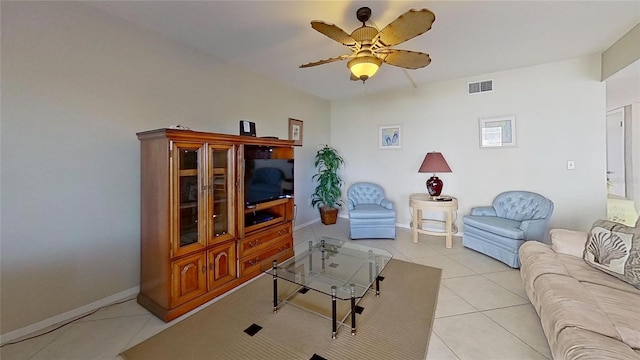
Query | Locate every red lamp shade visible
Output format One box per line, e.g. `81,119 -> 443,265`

418,152 -> 452,197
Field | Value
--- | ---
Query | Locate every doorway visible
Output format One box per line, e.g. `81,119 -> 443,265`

606,108 -> 626,197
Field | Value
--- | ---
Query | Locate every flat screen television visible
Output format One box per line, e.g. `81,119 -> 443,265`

244,146 -> 294,206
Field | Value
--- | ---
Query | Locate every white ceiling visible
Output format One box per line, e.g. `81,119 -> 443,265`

88,1 -> 640,101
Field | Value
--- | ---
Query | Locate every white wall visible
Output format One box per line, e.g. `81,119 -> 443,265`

331,55 -> 607,233
0,1 -> 330,334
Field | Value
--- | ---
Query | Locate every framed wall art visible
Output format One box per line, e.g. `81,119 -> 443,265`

379,125 -> 402,149
479,115 -> 517,149
288,118 -> 303,146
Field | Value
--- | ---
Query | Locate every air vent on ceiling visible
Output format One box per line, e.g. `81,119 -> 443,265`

468,80 -> 493,94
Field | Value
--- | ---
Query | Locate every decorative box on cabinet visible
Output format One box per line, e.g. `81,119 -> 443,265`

137,128 -> 294,321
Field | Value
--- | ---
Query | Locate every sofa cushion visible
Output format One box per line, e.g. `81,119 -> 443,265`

556,327 -> 640,360
582,282 -> 640,349
536,275 -> 622,349
561,252 -> 640,295
463,216 -> 524,239
583,219 -> 640,289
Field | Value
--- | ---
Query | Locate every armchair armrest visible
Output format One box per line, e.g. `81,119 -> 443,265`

549,229 -> 589,258
381,198 -> 394,210
519,219 -> 549,242
347,199 -> 355,211
470,206 -> 496,216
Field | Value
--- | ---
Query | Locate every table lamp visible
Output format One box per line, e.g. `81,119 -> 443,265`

418,152 -> 452,197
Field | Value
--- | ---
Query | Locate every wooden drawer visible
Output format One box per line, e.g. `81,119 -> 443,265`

239,237 -> 293,277
238,222 -> 291,258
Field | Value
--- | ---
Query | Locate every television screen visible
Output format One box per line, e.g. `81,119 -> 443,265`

244,147 -> 293,206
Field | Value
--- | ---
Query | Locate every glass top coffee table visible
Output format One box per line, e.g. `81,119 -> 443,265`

262,236 -> 393,339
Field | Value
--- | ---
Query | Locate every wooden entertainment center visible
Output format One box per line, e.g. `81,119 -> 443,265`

136,128 -> 295,321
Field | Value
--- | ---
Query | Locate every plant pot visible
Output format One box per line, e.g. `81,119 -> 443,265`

319,206 -> 338,225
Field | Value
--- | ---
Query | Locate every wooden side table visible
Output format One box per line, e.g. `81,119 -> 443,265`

409,193 -> 458,248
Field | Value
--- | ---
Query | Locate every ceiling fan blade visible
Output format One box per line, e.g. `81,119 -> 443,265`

377,49 -> 431,69
374,9 -> 435,47
311,21 -> 358,48
299,54 -> 352,68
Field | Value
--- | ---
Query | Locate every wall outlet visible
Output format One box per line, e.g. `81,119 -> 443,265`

567,160 -> 575,170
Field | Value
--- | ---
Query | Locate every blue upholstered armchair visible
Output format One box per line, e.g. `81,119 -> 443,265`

462,191 -> 554,268
347,182 -> 396,239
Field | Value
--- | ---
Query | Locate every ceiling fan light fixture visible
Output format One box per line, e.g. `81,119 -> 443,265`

348,55 -> 382,81
302,7 -> 435,83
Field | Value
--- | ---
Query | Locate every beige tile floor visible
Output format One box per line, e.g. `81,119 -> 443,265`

1,218 -> 551,360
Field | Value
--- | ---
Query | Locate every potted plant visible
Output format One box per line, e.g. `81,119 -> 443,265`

311,145 -> 345,225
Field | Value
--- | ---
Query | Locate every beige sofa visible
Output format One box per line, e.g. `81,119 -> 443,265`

520,228 -> 640,359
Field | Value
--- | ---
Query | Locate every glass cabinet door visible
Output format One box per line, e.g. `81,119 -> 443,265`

208,145 -> 235,245
172,142 -> 206,256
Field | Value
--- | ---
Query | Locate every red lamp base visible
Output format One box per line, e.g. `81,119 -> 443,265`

426,176 -> 443,197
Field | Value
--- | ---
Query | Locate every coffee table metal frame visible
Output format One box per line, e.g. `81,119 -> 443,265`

262,237 -> 393,339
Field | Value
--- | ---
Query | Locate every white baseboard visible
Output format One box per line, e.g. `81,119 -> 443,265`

293,217 -> 320,230
0,286 -> 139,345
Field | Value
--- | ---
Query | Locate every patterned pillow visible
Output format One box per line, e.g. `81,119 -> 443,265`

583,219 -> 640,289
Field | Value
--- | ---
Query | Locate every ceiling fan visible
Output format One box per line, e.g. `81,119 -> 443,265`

300,7 -> 436,82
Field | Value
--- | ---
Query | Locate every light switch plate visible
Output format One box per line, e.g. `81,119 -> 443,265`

567,160 -> 575,170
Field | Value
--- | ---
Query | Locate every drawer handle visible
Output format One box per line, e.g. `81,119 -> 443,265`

249,239 -> 259,247
278,230 -> 286,236
248,257 -> 260,266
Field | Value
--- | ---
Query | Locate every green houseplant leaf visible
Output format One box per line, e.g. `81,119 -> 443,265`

311,145 -> 345,209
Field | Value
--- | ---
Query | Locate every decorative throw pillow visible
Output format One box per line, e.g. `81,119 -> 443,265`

583,219 -> 640,289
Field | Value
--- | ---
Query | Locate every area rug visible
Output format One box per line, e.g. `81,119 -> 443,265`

122,259 -> 442,360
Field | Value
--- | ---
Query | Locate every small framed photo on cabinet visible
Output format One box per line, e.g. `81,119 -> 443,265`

288,118 -> 303,146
